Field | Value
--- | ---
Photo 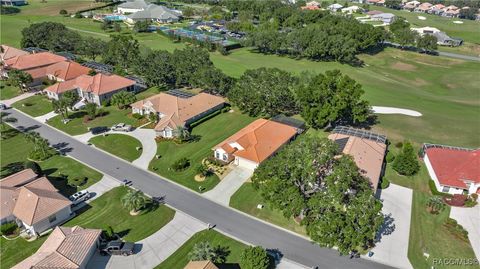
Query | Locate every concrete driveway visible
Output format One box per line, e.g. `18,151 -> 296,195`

450,204 -> 480,260
203,166 -> 253,206
364,184 -> 413,269
87,211 -> 205,269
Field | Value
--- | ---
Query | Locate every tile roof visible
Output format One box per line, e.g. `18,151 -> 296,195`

184,261 -> 219,269
131,92 -> 225,131
328,133 -> 387,192
44,74 -> 135,96
127,4 -> 179,20
12,177 -> 72,226
0,45 -> 28,61
45,61 -> 91,81
0,169 -> 38,221
0,169 -> 38,188
12,226 -> 102,269
214,119 -> 297,164
4,52 -> 67,71
425,147 -> 480,189
118,0 -> 148,9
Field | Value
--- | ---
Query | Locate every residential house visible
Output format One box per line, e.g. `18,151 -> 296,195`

0,169 -> 73,235
442,5 -> 460,17
0,0 -> 27,6
327,3 -> 343,12
371,12 -> 396,24
366,10 -> 385,16
0,44 -> 28,61
212,119 -> 298,170
423,144 -> 479,195
44,73 -> 136,106
411,27 -> 463,46
12,226 -> 102,269
184,261 -> 219,269
414,2 -> 432,13
328,127 -> 387,192
403,0 -> 420,11
367,0 -> 385,6
131,92 -> 225,138
301,1 -> 320,10
342,5 -> 363,14
428,4 -> 445,15
126,4 -> 180,24
116,0 -> 148,14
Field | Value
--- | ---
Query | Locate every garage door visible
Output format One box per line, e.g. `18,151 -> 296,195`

236,157 -> 258,171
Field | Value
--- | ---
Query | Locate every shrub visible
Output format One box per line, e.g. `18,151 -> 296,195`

471,193 -> 478,201
444,218 -> 469,241
68,177 -> 87,187
171,157 -> 190,171
464,199 -> 477,207
196,164 -> 212,177
59,9 -> 68,15
392,141 -> 419,176
74,12 -> 83,18
380,177 -> 390,189
24,160 -> 42,175
132,113 -> 144,119
240,246 -> 270,269
0,222 -> 18,236
385,151 -> 395,163
0,6 -> 20,15
395,142 -> 403,148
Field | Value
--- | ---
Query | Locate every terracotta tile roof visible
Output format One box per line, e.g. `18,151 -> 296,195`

44,74 -> 135,96
45,61 -> 91,81
425,147 -> 480,189
0,169 -> 38,188
184,260 -> 219,269
131,92 -> 225,131
12,226 -> 102,269
1,45 -> 28,61
12,177 -> 72,226
328,133 -> 387,191
214,119 -> 297,164
4,52 -> 67,71
0,169 -> 38,221
26,66 -> 49,80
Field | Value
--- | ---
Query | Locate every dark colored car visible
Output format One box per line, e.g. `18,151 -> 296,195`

90,126 -> 109,135
100,241 -> 135,256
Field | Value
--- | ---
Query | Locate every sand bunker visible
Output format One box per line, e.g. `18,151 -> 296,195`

418,16 -> 426,20
372,106 -> 422,117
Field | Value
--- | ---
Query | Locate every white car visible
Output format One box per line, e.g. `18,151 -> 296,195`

69,190 -> 90,205
111,123 -> 133,132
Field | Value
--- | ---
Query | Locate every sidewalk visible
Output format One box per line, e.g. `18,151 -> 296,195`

34,111 -> 58,123
87,211 -> 205,269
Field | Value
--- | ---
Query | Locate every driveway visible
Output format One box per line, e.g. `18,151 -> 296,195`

364,184 -> 413,269
35,111 -> 58,123
85,175 -> 121,202
87,211 -> 205,269
203,166 -> 253,206
2,92 -> 34,106
450,204 -> 480,260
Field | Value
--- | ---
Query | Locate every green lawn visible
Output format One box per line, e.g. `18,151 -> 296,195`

65,186 -> 176,242
230,183 -> 307,236
0,126 -> 33,176
89,134 -> 143,162
135,86 -> 163,100
149,110 -> 255,192
155,229 -> 248,269
0,235 -> 48,269
0,81 -> 21,100
48,106 -> 144,135
12,95 -> 53,117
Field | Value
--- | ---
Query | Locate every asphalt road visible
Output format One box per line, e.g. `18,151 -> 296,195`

5,108 -> 395,269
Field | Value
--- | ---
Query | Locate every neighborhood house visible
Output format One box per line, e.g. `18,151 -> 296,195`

328,126 -> 387,192
0,169 -> 73,235
12,226 -> 102,269
213,119 -> 298,170
126,4 -> 180,24
0,44 -> 28,61
131,92 -> 225,138
184,260 -> 219,269
44,73 -> 136,106
411,27 -> 463,46
423,144 -> 480,195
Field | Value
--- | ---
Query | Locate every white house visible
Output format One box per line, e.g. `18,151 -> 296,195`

423,144 -> 480,195
116,0 -> 148,14
341,5 -> 363,14
328,3 -> 343,12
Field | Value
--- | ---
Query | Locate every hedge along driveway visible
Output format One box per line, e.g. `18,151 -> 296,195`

89,134 -> 143,162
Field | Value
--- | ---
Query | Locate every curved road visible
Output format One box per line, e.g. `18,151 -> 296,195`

6,108 -> 394,269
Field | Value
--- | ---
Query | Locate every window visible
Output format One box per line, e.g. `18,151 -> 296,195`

215,152 -> 220,159
222,154 -> 228,161
442,186 -> 450,193
48,215 -> 57,223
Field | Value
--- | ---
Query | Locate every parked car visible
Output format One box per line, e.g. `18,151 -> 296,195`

69,190 -> 90,205
111,123 -> 133,132
90,126 -> 109,135
0,103 -> 7,110
100,241 -> 135,256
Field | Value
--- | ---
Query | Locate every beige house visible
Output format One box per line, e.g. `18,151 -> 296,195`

13,226 -> 102,269
0,169 -> 73,235
131,92 -> 225,138
184,261 -> 219,269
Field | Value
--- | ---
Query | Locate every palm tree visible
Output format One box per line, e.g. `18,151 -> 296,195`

176,126 -> 191,142
188,241 -> 216,262
24,131 -> 51,160
426,196 -> 445,214
121,189 -> 146,215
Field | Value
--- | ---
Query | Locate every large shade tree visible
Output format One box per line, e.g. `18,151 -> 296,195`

252,136 -> 383,254
110,91 -> 136,109
103,34 -> 140,69
7,70 -> 33,92
21,21 -> 82,52
297,69 -> 371,129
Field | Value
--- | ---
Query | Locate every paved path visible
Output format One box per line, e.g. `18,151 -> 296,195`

365,184 -> 413,269
450,204 -> 480,260
34,111 -> 58,123
372,106 -> 422,117
74,128 -> 157,169
85,175 -> 121,202
7,108 -> 393,269
87,211 -> 205,269
2,92 -> 34,106
203,167 -> 253,206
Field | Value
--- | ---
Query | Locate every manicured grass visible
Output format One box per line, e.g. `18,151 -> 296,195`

149,110 -> 255,192
0,235 -> 48,269
17,0 -> 105,16
155,229 -> 248,269
135,86 -> 163,100
40,155 -> 103,196
89,134 -> 143,162
230,183 -> 307,236
48,106 -> 143,135
65,186 -> 176,242
12,95 -> 53,117
0,126 -> 33,176
0,81 -> 21,100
